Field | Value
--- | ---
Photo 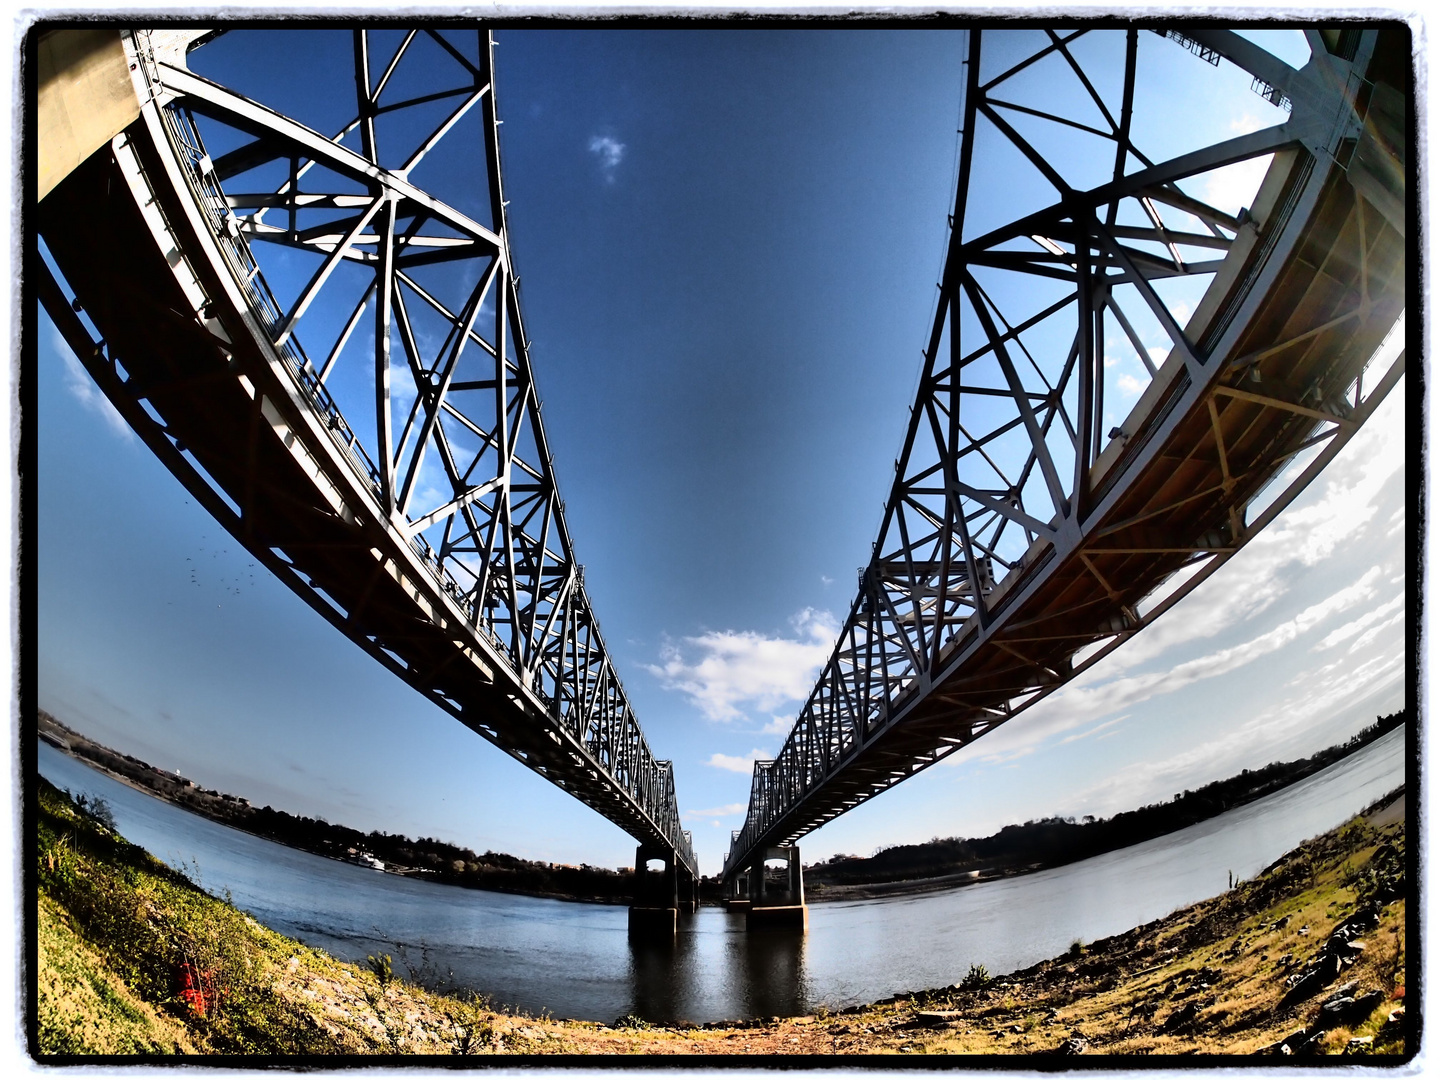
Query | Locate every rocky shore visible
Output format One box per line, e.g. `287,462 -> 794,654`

35,774 -> 1408,1059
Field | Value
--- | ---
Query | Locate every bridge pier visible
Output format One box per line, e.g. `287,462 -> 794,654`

725,871 -> 752,912
628,844 -> 679,936
744,845 -> 807,932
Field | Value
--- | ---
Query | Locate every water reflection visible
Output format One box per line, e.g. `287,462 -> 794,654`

626,920 -> 693,1022
38,733 -> 1405,1025
732,924 -> 808,1019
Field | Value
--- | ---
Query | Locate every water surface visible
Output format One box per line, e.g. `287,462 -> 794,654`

37,727 -> 1405,1023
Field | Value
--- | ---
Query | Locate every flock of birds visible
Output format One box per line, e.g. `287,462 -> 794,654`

172,518 -> 260,606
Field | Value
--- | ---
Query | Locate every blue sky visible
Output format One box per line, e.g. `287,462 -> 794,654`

35,27 -> 1406,875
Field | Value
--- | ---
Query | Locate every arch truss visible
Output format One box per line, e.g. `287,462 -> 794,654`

37,28 -> 695,875
727,27 -> 1406,878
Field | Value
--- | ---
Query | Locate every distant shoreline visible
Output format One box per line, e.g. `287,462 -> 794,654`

801,712 -> 1406,904
37,708 -> 1406,908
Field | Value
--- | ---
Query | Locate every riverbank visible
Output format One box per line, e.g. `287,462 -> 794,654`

34,776 -> 1408,1058
39,708 -> 1407,910
37,710 -> 638,906
803,711 -> 1408,902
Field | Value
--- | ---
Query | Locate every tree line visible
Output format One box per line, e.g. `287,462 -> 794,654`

806,710 -> 1407,888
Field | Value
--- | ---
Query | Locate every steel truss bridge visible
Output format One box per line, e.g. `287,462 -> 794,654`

36,28 -> 695,879
726,28 -> 1406,883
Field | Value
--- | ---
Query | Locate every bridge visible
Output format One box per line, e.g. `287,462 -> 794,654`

35,27 -> 698,930
723,27 -> 1406,928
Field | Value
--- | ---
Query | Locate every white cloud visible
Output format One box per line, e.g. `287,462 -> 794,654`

56,329 -> 132,441
1116,373 -> 1146,397
588,135 -> 626,181
1201,154 -> 1273,216
707,749 -> 770,774
762,716 -> 794,736
1059,715 -> 1127,746
647,608 -> 838,721
1314,592 -> 1404,651
1071,383 -> 1405,679
958,568 -> 1383,768
1229,111 -> 1265,136
683,802 -> 747,820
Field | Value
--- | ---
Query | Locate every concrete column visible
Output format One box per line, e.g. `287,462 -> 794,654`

726,870 -> 752,912
746,844 -> 808,932
628,844 -> 677,936
788,846 -> 805,905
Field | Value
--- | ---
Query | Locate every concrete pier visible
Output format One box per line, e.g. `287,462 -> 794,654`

740,844 -> 808,932
627,906 -> 677,935
628,843 -> 697,936
746,904 -> 808,932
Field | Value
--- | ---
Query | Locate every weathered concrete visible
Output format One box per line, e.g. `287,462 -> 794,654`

743,844 -> 807,931
746,904 -> 809,932
37,30 -> 138,201
627,906 -> 677,936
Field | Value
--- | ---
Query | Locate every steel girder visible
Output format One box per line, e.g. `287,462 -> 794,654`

37,28 -> 695,876
725,27 -> 1407,879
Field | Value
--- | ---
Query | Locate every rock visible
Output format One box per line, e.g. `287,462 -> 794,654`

1322,982 -> 1359,1005
1262,1027 -> 1310,1056
1295,1031 -> 1327,1056
1162,1002 -> 1200,1032
1385,1008 -> 1405,1026
1347,1035 -> 1374,1051
1315,988 -> 1386,1030
1316,997 -> 1356,1029
1060,1037 -> 1087,1054
914,1011 -> 962,1027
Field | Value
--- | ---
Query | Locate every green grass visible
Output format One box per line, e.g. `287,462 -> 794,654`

35,777 -> 369,1054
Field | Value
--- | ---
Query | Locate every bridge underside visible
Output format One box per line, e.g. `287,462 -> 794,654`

35,28 -> 695,877
727,27 -> 1407,879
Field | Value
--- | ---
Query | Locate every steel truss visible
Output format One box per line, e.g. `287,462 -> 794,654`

38,28 -> 695,875
726,27 -> 1406,878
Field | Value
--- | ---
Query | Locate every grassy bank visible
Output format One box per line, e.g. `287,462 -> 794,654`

32,777 -> 1409,1058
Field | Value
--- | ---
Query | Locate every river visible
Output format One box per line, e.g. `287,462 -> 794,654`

36,727 -> 1405,1024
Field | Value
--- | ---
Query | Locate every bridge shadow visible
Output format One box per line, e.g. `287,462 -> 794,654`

730,923 -> 808,1020
624,916 -> 699,1024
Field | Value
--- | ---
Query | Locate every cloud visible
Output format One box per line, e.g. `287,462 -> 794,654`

707,749 -> 770,774
683,802 -> 747,821
761,716 -> 794,736
647,608 -> 838,721
957,567 -> 1384,769
588,135 -> 626,181
1116,373 -> 1147,397
56,329 -> 132,441
1314,593 -> 1405,651
1201,153 -> 1273,216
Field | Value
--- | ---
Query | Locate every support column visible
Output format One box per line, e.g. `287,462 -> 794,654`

677,865 -> 697,915
746,844 -> 808,932
627,844 -> 677,936
725,870 -> 751,912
